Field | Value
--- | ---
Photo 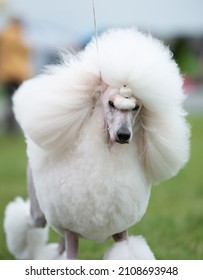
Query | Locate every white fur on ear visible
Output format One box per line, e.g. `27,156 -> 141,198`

137,108 -> 190,184
13,64 -> 100,151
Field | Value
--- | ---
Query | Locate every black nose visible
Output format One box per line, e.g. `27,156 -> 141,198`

116,126 -> 131,144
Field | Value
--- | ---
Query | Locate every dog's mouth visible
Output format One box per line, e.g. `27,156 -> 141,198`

106,127 -> 130,150
116,138 -> 130,144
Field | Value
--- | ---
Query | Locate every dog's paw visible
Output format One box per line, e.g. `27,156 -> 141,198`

103,235 -> 155,260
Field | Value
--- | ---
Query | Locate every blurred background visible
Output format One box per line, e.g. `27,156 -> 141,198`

0,0 -> 203,259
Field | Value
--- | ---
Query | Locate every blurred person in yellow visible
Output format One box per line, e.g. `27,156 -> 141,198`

0,17 -> 32,131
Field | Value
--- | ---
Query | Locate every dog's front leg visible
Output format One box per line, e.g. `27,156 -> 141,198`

64,230 -> 79,259
27,163 -> 46,227
58,237 -> 65,255
112,230 -> 128,242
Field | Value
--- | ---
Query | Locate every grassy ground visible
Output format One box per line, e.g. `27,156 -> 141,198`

0,116 -> 203,260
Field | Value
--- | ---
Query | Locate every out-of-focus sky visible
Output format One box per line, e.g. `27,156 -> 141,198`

0,0 -> 203,46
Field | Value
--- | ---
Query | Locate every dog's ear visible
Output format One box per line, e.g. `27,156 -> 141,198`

13,65 -> 100,151
136,107 -> 190,184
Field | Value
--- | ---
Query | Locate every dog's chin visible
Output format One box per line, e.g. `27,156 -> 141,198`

115,139 -> 130,145
107,134 -> 130,151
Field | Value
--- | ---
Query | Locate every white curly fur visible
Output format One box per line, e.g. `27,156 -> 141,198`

104,236 -> 155,260
4,197 -> 65,259
11,28 -> 190,257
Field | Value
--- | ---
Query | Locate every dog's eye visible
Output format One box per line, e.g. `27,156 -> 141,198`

133,104 -> 140,111
109,101 -> 115,108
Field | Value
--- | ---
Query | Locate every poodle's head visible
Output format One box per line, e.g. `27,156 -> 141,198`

13,28 -> 190,184
100,84 -> 141,146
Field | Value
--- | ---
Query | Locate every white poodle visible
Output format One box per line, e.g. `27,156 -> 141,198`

4,28 -> 190,260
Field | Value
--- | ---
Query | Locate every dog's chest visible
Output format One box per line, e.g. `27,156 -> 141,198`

32,140 -> 151,241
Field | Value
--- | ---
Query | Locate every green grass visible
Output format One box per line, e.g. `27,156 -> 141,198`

0,116 -> 203,260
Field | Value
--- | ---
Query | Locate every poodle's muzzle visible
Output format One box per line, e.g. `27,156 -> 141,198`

116,125 -> 131,144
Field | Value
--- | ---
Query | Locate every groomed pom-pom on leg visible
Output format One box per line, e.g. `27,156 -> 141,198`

4,197 -> 65,260
104,235 -> 155,260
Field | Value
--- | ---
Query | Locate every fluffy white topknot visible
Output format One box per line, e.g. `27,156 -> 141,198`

81,28 -> 184,112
